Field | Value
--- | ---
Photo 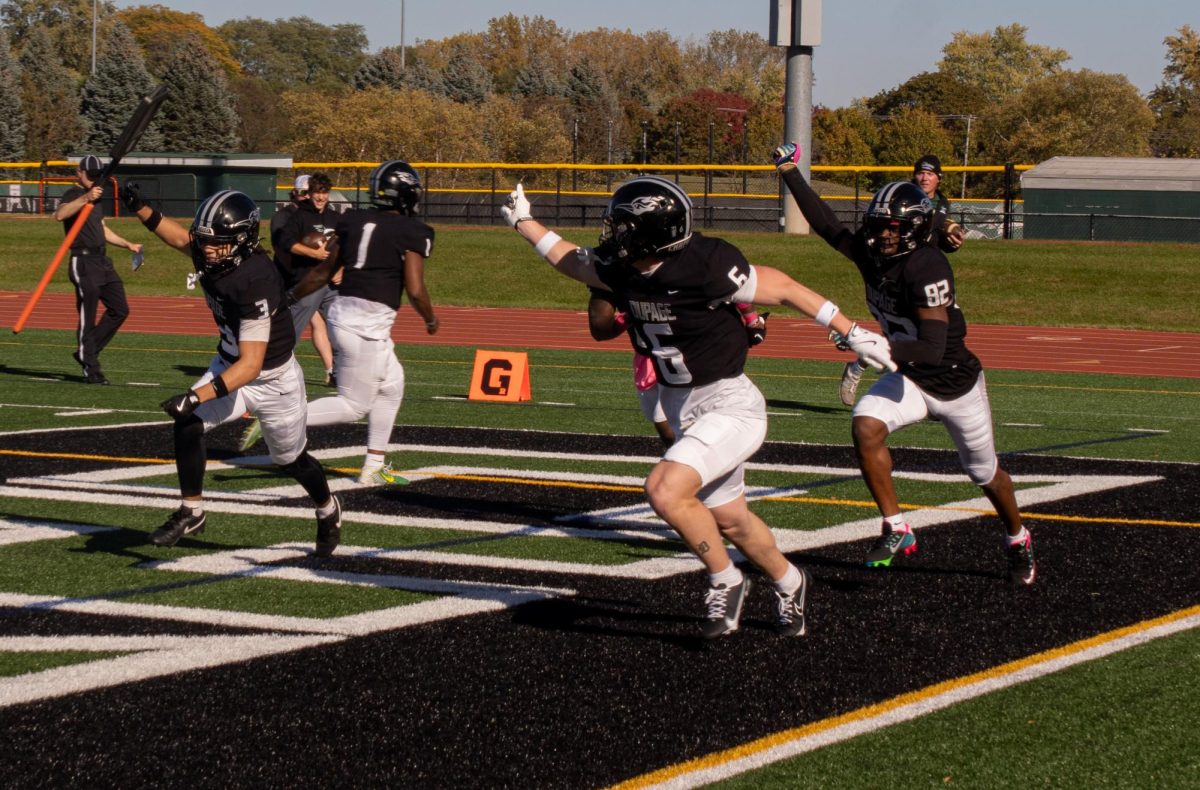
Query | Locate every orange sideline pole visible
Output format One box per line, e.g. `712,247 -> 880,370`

11,202 -> 94,334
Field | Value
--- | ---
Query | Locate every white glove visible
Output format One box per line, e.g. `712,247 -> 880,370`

845,324 -> 897,372
501,183 -> 533,228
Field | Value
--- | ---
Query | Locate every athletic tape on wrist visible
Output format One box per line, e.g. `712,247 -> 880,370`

534,231 -> 561,258
211,375 -> 229,399
814,300 -> 840,328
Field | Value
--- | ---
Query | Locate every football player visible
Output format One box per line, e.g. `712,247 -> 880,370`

587,290 -> 767,448
840,155 -> 966,405
773,142 -> 1035,585
503,176 -> 895,639
260,160 -> 438,485
120,186 -> 342,556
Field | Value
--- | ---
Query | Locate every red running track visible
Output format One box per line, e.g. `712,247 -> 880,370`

3,290 -> 1197,379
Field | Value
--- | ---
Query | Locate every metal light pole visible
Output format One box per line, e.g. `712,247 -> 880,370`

400,0 -> 406,69
771,0 -> 821,235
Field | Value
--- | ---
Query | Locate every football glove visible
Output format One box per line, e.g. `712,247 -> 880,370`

845,324 -> 897,372
161,390 -> 201,420
500,183 -> 533,228
827,328 -> 850,351
772,142 -> 801,170
746,311 -> 768,347
120,181 -> 146,213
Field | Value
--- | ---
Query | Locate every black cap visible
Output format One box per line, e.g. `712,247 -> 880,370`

79,155 -> 104,177
913,155 -> 941,176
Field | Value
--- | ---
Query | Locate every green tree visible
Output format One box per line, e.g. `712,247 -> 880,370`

1,0 -> 117,75
353,47 -> 406,91
0,28 -> 27,162
81,21 -> 163,151
512,53 -> 564,100
479,14 -> 569,97
229,74 -> 289,153
565,59 -> 623,163
811,105 -> 878,186
217,16 -> 367,93
682,30 -> 784,106
442,40 -> 492,104
938,24 -> 1069,105
116,5 -> 239,79
158,35 -> 238,151
1148,25 -> 1200,157
18,25 -> 83,161
983,69 -> 1153,162
873,106 -> 956,183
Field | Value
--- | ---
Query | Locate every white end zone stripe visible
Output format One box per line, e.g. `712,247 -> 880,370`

633,606 -> 1200,790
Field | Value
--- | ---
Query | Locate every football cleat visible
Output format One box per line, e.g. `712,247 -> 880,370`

314,495 -> 342,558
1007,532 -> 1037,586
701,574 -> 751,639
839,361 -> 864,406
358,462 -> 409,486
237,417 -> 262,453
865,524 -> 918,567
774,568 -> 812,637
149,506 -> 206,547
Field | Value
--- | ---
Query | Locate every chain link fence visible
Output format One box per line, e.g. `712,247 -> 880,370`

4,160 -> 1200,243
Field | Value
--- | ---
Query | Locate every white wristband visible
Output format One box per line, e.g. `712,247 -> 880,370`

534,232 -> 561,258
814,300 -> 840,328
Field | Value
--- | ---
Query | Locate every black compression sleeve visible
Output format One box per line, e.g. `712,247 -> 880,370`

778,167 -> 856,253
890,319 -> 949,366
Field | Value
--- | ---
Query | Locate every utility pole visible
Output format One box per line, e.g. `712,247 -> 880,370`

400,0 -> 406,69
771,1 -> 821,235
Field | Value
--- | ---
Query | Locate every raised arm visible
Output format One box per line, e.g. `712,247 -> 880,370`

501,184 -> 604,289
772,143 -> 857,259
121,182 -> 190,253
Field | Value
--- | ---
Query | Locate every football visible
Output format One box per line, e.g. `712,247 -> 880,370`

301,230 -> 334,249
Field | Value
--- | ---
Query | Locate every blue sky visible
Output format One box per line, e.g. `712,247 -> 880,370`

132,0 -> 1194,106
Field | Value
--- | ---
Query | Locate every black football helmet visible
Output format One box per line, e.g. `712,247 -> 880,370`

190,190 -> 261,279
596,176 -> 693,263
863,181 -> 933,258
370,160 -> 422,214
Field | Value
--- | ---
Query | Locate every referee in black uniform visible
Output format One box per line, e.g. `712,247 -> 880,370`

53,155 -> 142,384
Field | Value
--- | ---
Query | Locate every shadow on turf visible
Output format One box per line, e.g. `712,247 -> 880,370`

512,596 -> 712,650
765,397 -> 844,416
0,363 -> 88,384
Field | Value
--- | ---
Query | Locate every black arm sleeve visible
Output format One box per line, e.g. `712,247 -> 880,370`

890,319 -> 949,366
778,167 -> 857,259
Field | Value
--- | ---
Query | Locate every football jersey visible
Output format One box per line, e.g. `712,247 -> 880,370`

60,185 -> 106,250
326,209 -> 435,339
197,250 -> 296,370
849,236 -> 981,398
593,233 -> 749,388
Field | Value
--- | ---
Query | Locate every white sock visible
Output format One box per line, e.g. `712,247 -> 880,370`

316,498 -> 338,518
773,563 -> 803,596
709,563 -> 743,588
362,455 -> 384,474
1007,526 -> 1029,547
182,500 -> 203,515
883,513 -> 909,532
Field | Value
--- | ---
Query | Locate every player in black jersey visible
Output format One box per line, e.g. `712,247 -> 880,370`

503,176 -> 895,638
119,186 -> 342,556
271,160 -> 439,485
773,143 -> 1035,585
54,155 -> 143,384
839,155 -> 968,404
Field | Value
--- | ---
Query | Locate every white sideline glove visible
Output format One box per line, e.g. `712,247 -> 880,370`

501,183 -> 533,228
845,324 -> 897,372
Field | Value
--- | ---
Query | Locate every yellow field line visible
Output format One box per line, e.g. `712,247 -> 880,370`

609,604 -> 1200,790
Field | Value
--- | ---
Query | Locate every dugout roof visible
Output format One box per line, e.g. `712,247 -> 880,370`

1021,156 -> 1200,192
